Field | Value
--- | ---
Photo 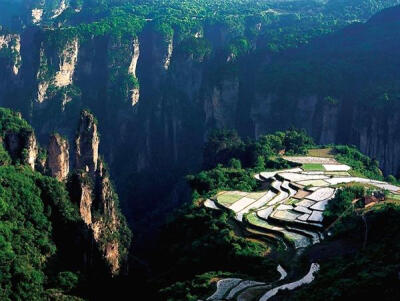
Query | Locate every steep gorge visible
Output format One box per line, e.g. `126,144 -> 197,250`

1,6 -> 400,237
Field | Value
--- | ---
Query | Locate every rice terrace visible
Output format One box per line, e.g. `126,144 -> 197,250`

202,149 -> 400,301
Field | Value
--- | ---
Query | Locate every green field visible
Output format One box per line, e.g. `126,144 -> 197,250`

247,192 -> 267,200
217,193 -> 243,205
387,193 -> 400,201
285,198 -> 300,205
307,148 -> 334,158
302,163 -> 325,171
246,213 -> 272,229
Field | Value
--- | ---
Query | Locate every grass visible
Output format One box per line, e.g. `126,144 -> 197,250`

348,169 -> 368,178
217,193 -> 243,205
247,192 -> 267,200
302,163 -> 325,171
386,193 -> 400,201
246,212 -> 271,228
285,198 -> 300,205
307,148 -> 334,158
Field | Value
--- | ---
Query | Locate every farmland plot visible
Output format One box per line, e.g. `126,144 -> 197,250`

217,193 -> 243,205
206,156 -> 400,261
240,191 -> 276,215
310,199 -> 330,211
259,263 -> 320,301
283,156 -> 337,164
202,156 -> 400,300
295,199 -> 316,208
225,280 -> 265,299
257,206 -> 274,220
271,210 -> 301,222
281,181 -> 297,195
204,199 -> 220,210
325,177 -> 371,185
370,181 -> 400,192
279,172 -> 329,182
297,179 -> 330,187
207,278 -> 242,300
229,197 -> 257,213
306,187 -> 335,201
308,211 -> 324,222
323,164 -> 351,171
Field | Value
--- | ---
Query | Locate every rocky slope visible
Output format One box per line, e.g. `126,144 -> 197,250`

71,110 -> 130,274
0,106 -> 130,275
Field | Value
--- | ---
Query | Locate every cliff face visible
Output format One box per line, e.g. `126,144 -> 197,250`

36,109 -> 131,275
47,133 -> 69,181
1,19 -> 400,238
128,38 -> 140,105
71,110 -> 129,275
36,37 -> 79,103
3,127 -> 38,170
75,110 -> 99,173
28,0 -> 70,25
0,34 -> 21,76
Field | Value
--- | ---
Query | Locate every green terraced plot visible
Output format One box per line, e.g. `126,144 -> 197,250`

307,148 -> 334,158
247,213 -> 275,230
285,198 -> 300,205
387,193 -> 400,201
247,191 -> 267,200
302,163 -> 325,171
217,193 -> 243,205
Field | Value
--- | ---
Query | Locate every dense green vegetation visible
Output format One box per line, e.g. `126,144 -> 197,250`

0,108 -> 133,300
156,127 -> 400,300
258,4 -> 400,112
202,128 -> 313,170
0,165 -> 83,300
30,0 -> 400,58
0,108 -> 32,135
188,129 -> 312,196
152,129 -> 316,299
0,108 -> 84,300
333,145 -> 383,179
154,199 -> 278,300
2,2 -> 400,300
323,185 -> 366,224
286,203 -> 400,300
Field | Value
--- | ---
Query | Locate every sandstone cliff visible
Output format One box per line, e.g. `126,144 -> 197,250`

3,126 -> 38,170
75,110 -> 99,173
1,20 -> 400,241
0,34 -> 21,76
71,110 -> 130,275
47,133 -> 69,181
36,37 -> 79,103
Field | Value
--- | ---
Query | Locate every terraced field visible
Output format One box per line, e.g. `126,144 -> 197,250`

203,263 -> 319,301
202,155 -> 400,300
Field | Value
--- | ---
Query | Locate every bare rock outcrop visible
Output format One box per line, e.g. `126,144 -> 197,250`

71,110 -> 130,275
0,34 -> 22,76
47,133 -> 69,181
4,129 -> 38,170
75,110 -> 99,173
36,38 -> 79,103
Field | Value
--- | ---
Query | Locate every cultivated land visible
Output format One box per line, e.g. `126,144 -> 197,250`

202,155 -> 400,300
